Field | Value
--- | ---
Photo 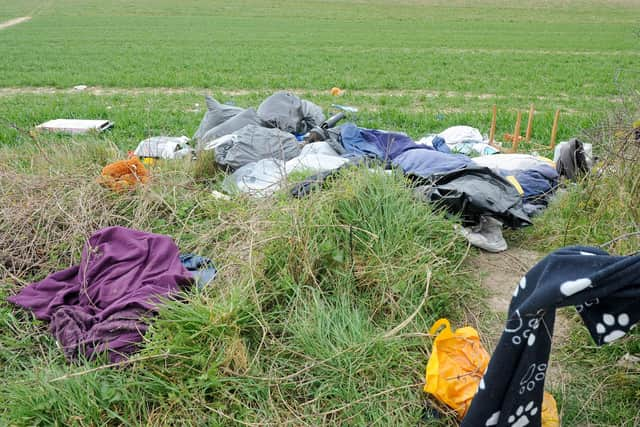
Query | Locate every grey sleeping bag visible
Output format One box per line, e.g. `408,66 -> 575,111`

214,124 -> 301,170
200,108 -> 264,148
257,91 -> 324,134
193,96 -> 244,141
413,167 -> 532,228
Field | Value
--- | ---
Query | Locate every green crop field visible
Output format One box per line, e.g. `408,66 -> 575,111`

0,0 -> 638,149
1,1 -> 639,426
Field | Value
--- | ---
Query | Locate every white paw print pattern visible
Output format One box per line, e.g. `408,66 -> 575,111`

518,363 -> 547,395
559,277 -> 592,296
505,310 -> 541,346
485,411 -> 501,426
576,297 -> 599,313
513,276 -> 526,297
507,401 -> 538,427
559,251 -> 595,295
596,313 -> 629,343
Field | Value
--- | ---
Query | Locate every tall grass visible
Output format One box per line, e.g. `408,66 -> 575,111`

0,141 -> 471,425
519,108 -> 640,255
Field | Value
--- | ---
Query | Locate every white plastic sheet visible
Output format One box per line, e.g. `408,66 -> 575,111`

134,136 -> 193,159
418,126 -> 499,156
222,142 -> 350,197
472,154 -> 554,171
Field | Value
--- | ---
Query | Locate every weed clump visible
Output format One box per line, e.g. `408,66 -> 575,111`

525,112 -> 640,255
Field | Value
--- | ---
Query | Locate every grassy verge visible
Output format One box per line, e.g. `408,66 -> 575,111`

0,139 -> 476,425
552,313 -> 640,426
1,106 -> 638,425
1,101 -> 638,426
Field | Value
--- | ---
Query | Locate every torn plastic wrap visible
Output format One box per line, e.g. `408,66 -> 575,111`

193,96 -> 244,141
212,124 -> 301,170
223,142 -> 350,197
222,158 -> 286,197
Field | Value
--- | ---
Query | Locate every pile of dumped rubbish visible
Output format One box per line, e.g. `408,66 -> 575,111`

121,90 -> 592,253
11,91 -> 635,427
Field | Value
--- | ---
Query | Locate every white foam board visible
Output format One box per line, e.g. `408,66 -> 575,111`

36,119 -> 113,134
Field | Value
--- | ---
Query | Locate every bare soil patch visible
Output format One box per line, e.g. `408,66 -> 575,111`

0,16 -> 31,31
0,86 -> 622,107
467,247 -> 575,387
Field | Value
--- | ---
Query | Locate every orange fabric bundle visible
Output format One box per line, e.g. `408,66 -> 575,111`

99,157 -> 149,191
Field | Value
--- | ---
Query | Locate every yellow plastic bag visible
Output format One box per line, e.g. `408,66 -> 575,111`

424,318 -> 560,426
424,318 -> 490,419
542,391 -> 560,427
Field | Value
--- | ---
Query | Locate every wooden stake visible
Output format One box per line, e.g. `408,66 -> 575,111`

511,111 -> 522,152
525,104 -> 535,143
489,105 -> 497,145
550,109 -> 560,150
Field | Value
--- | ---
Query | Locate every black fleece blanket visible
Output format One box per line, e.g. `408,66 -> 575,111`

462,246 -> 640,427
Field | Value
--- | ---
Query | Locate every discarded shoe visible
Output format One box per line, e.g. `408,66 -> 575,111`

459,216 -> 507,253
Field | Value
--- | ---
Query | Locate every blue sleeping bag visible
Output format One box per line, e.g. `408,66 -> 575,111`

507,165 -> 559,203
393,147 -> 473,178
341,123 -> 416,160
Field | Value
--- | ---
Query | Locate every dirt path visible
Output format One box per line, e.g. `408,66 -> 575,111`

467,247 -> 574,388
351,46 -> 640,57
0,17 -> 31,31
0,86 -> 622,106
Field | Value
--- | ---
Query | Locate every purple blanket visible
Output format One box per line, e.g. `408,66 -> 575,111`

8,226 -> 193,362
